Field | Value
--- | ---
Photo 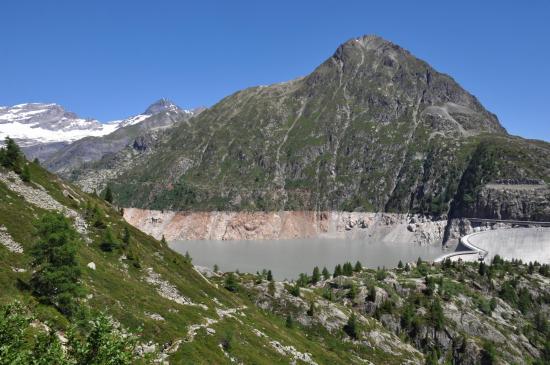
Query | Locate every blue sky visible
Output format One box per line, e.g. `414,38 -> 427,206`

1,1 -> 548,141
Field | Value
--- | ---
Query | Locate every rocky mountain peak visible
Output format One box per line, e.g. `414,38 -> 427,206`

144,98 -> 181,115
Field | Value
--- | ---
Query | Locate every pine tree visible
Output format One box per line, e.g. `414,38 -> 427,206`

160,235 -> 167,246
224,273 -> 238,292
344,313 -> 358,339
1,136 -> 22,173
30,212 -> 82,316
267,270 -> 273,282
185,250 -> 192,263
104,185 -> 113,204
428,298 -> 445,331
307,302 -> 315,317
343,262 -> 354,276
311,266 -> 320,284
397,260 -> 404,269
214,264 -> 219,273
100,228 -> 118,252
354,261 -> 362,272
285,314 -> 293,328
122,226 -> 131,247
478,261 -> 487,276
347,284 -> 358,300
368,286 -> 377,302
322,267 -> 330,280
333,264 -> 342,277
21,164 -> 31,182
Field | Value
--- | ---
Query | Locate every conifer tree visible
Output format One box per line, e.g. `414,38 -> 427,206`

307,302 -> 315,316
344,313 -> 358,339
354,261 -> 362,272
267,270 -> 273,282
333,264 -> 342,277
285,314 -> 294,328
224,273 -> 238,292
100,228 -> 118,252
322,267 -> 330,280
104,185 -> 113,204
21,164 -> 31,182
30,212 -> 82,316
122,226 -> 131,247
0,136 -> 22,173
311,266 -> 321,284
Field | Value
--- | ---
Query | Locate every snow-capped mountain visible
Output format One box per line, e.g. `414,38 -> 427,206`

0,103 -> 119,146
0,99 -> 196,148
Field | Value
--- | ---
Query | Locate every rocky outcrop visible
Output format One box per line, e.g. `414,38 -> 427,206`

0,170 -> 88,235
123,208 -> 449,245
463,183 -> 550,221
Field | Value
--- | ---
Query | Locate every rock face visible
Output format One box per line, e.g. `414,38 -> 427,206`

123,208 -> 448,245
461,183 -> 550,221
104,35 -> 549,218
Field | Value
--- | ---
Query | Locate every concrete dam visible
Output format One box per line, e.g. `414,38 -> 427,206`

437,226 -> 550,264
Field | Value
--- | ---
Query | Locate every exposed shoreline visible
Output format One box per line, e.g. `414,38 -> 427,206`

123,208 -> 451,246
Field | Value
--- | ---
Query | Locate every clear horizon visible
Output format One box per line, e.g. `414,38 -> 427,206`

1,0 -> 549,141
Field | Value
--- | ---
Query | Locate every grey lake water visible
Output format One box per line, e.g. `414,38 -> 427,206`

169,238 -> 449,280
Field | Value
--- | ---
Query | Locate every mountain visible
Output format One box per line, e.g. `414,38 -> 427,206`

42,99 -> 195,172
2,146 -> 550,364
0,103 -> 118,147
98,35 -> 548,221
0,100 -> 200,167
42,99 -> 202,192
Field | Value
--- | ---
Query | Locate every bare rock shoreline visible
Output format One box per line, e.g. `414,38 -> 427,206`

123,208 -> 450,246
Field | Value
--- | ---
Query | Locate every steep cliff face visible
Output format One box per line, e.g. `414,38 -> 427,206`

107,35 -> 530,215
462,184 -> 550,221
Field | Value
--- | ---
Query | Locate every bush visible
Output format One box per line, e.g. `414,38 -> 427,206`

289,283 -> 300,297
375,268 -> 387,281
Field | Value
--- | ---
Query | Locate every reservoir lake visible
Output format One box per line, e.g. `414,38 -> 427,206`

169,238 -> 450,280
